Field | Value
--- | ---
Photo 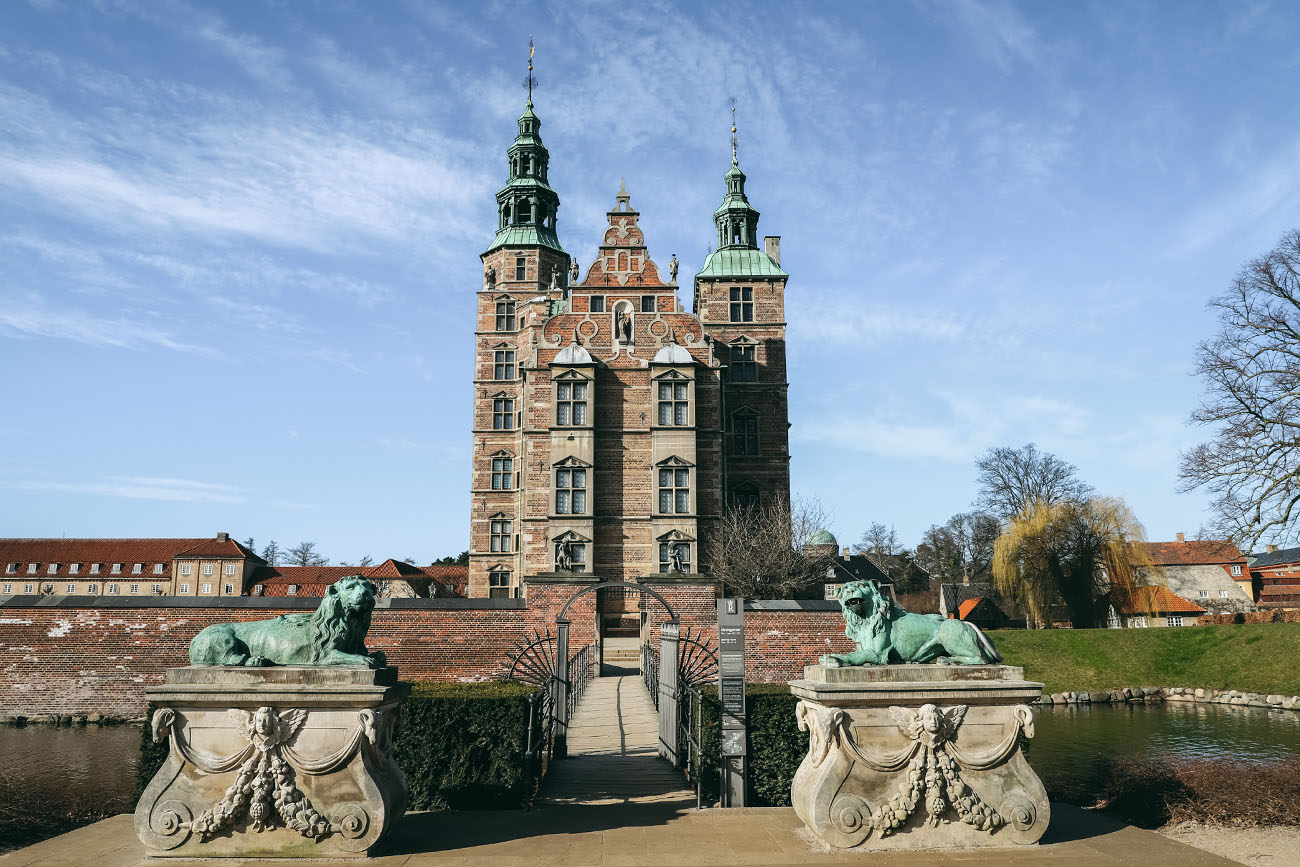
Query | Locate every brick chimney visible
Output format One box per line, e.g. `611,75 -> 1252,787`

1267,544 -> 1278,553
217,532 -> 229,542
1176,532 -> 1185,543
764,235 -> 781,265
842,548 -> 850,558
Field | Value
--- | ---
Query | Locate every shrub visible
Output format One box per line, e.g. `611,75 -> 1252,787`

136,681 -> 541,813
692,683 -> 806,806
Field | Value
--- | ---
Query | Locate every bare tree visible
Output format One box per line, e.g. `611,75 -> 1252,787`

358,555 -> 375,568
1181,230 -> 1300,549
285,541 -> 329,567
706,495 -> 833,598
261,540 -> 282,566
975,444 -> 1093,520
857,523 -> 900,558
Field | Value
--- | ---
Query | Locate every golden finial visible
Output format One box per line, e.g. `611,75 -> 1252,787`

525,37 -> 537,106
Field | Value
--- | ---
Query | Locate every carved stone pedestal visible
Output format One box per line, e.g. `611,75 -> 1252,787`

135,666 -> 410,859
789,664 -> 1048,850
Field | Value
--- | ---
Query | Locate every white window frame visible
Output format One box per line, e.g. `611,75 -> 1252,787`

1230,564 -> 1242,576
201,583 -> 213,595
23,583 -> 33,593
69,563 -> 80,574
179,583 -> 190,594
66,583 -> 75,594
1198,590 -> 1209,599
107,583 -> 118,594
47,563 -> 59,575
111,563 -> 122,574
287,584 -> 298,596
2,583 -> 10,594
27,563 -> 38,574
152,583 -> 162,594
129,583 -> 139,594
224,563 -> 236,575
154,563 -> 164,574
86,583 -> 97,594
1168,616 -> 1184,627
90,563 -> 101,575
4,563 -> 14,575
224,583 -> 234,595
132,563 -> 143,574
1219,589 -> 1229,599
180,564 -> 192,576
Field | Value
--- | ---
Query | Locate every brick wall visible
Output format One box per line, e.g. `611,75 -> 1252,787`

0,587 -> 848,717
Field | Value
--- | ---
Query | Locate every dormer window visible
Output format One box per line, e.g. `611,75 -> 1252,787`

154,563 -> 164,574
47,563 -> 59,575
4,564 -> 14,575
1230,564 -> 1242,576
110,563 -> 123,574
90,563 -> 101,574
27,563 -> 38,574
287,584 -> 298,596
132,563 -> 143,574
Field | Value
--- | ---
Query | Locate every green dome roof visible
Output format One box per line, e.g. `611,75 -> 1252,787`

808,529 -> 838,547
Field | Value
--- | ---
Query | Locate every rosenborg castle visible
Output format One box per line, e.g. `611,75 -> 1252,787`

466,96 -> 793,598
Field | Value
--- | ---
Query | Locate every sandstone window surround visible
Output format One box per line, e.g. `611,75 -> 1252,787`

656,456 -> 694,515
657,531 -> 695,574
555,378 -> 590,426
514,256 -> 527,281
651,369 -> 695,427
641,295 -> 655,312
554,458 -> 590,515
730,286 -> 754,322
730,411 -> 759,455
492,395 -> 515,430
493,348 -> 516,380
491,453 -> 515,489
551,530 -> 590,573
494,298 -> 516,331
730,484 -> 760,511
490,516 -> 512,553
729,338 -> 758,383
488,568 -> 512,598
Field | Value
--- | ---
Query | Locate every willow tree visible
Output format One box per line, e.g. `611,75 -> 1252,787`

992,497 -> 1151,628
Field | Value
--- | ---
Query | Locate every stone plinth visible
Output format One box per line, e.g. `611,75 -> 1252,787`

135,666 -> 410,859
789,664 -> 1048,850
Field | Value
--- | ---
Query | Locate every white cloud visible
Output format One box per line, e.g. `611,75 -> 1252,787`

0,295 -> 212,355
21,476 -> 246,504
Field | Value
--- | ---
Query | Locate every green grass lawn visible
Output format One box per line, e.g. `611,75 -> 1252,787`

993,622 -> 1300,695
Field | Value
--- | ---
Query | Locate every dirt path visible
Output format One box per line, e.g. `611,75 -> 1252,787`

1162,823 -> 1300,866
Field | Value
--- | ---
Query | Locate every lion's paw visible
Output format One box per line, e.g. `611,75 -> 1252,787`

244,656 -> 271,667
367,651 -> 387,669
818,654 -> 843,668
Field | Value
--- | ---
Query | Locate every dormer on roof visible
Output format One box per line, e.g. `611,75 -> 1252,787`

553,342 -> 594,366
652,342 -> 693,365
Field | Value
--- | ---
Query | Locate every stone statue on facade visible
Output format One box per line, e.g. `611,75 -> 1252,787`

616,307 -> 632,343
555,540 -> 573,572
550,266 -> 560,291
669,543 -> 687,573
188,576 -> 386,668
819,580 -> 1001,667
570,258 -> 580,283
669,253 -> 679,282
484,265 -> 496,290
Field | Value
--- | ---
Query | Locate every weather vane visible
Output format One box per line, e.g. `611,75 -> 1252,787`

524,37 -> 538,106
730,96 -> 738,164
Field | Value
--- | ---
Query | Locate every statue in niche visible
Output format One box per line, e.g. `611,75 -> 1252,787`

616,306 -> 632,343
555,540 -> 574,572
550,266 -> 561,292
669,543 -> 687,574
484,265 -> 496,290
570,258 -> 580,283
669,253 -> 679,283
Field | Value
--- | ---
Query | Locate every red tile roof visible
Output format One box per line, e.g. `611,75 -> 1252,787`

1139,540 -> 1245,566
0,538 -> 216,578
957,598 -> 983,620
175,538 -> 262,560
1115,585 -> 1206,615
247,560 -> 468,598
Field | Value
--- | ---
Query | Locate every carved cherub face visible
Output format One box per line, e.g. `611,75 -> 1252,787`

918,704 -> 944,734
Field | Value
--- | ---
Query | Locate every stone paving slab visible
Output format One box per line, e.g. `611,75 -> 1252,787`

0,804 -> 1244,866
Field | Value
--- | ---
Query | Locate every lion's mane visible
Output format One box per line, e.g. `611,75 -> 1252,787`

308,580 -> 372,660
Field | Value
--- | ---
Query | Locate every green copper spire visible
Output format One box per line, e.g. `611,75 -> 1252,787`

483,41 -> 565,255
713,100 -> 760,251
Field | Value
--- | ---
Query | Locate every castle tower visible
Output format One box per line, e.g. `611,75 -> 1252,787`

468,94 -> 571,599
694,134 -> 792,512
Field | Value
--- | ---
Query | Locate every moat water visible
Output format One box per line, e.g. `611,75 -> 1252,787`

3,702 -> 1300,813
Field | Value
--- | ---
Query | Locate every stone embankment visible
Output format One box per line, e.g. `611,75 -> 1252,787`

1037,685 -> 1300,711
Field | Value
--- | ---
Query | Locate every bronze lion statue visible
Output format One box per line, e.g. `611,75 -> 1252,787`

819,580 -> 1001,667
189,575 -> 386,668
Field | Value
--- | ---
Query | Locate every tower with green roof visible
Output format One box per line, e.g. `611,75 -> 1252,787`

694,111 -> 791,513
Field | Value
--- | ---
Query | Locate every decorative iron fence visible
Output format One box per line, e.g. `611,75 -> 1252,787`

641,630 -> 718,808
642,641 -> 660,707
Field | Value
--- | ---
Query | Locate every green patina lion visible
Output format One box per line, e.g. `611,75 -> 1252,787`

819,580 -> 1002,667
189,575 -> 386,667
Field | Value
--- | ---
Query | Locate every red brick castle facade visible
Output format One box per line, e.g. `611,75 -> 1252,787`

467,97 -> 792,598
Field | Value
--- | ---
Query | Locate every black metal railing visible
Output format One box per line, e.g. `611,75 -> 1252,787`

641,639 -> 715,809
508,633 -> 595,806
567,643 -> 594,717
679,684 -> 707,810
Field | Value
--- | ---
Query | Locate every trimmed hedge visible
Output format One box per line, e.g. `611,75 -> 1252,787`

136,681 -> 540,812
693,683 -> 806,806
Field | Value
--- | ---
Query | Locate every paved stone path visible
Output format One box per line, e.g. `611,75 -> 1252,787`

537,673 -> 696,806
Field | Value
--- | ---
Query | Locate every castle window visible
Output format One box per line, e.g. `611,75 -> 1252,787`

618,252 -> 628,271
129,584 -> 139,595
730,286 -> 754,322
493,398 -> 515,430
2,583 -> 10,593
202,563 -> 214,576
557,381 -> 588,425
111,563 -> 123,574
179,583 -> 189,594
286,584 -> 297,596
659,467 -> 690,514
658,381 -> 688,425
491,456 -> 513,490
494,350 -> 516,380
28,563 -> 38,574
731,414 -> 759,455
659,542 -> 691,574
1219,589 -> 1229,598
107,584 -> 118,595
590,296 -> 605,312
489,570 -> 512,598
496,300 -> 516,330
23,583 -> 33,594
730,343 -> 757,382
154,583 -> 164,594
641,295 -> 655,312
731,487 -> 760,511
556,467 -> 587,514
224,583 -> 233,595
202,583 -> 212,594
490,519 -> 512,553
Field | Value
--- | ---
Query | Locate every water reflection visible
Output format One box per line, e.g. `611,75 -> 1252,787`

0,725 -> 139,801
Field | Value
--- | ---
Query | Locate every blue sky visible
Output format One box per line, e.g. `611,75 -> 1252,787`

3,0 -> 1299,563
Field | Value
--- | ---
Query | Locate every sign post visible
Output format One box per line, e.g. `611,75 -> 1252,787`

717,597 -> 747,806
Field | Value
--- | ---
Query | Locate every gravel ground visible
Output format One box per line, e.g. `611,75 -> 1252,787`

1162,823 -> 1300,866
